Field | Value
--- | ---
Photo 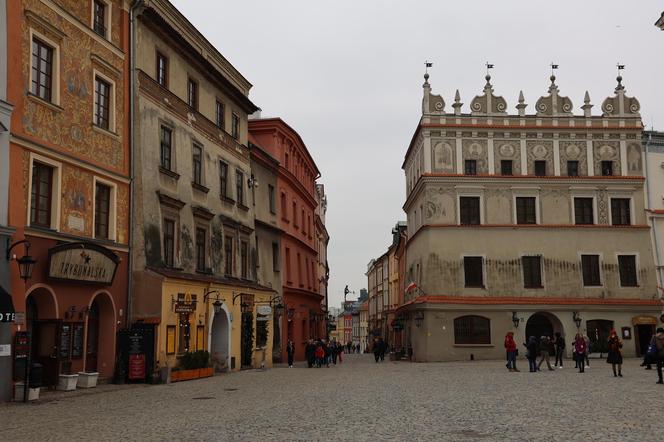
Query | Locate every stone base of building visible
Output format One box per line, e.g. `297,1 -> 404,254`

399,298 -> 664,362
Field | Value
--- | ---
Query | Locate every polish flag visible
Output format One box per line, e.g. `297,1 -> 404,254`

405,282 -> 418,293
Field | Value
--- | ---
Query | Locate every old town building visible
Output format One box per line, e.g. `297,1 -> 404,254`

366,252 -> 388,344
315,184 -> 329,332
249,118 -> 324,361
130,0 -> 275,375
399,71 -> 663,362
643,130 -> 664,318
359,301 -> 368,352
6,0 -> 131,390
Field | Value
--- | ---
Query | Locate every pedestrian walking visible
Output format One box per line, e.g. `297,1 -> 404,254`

504,331 -> 519,372
286,340 -> 295,368
554,332 -> 565,368
537,336 -> 555,371
524,336 -> 538,373
305,339 -> 315,368
606,329 -> 623,377
582,334 -> 591,369
330,340 -> 338,365
653,327 -> 664,384
373,338 -> 381,363
380,339 -> 387,361
314,342 -> 325,368
573,334 -> 587,373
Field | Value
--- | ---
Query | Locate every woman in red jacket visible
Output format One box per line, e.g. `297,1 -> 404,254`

314,343 -> 325,368
504,331 -> 519,372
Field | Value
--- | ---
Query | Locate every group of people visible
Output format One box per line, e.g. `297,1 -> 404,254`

372,337 -> 388,363
287,339 -> 348,368
504,327 -> 664,383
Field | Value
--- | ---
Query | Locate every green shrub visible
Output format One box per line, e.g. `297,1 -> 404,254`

179,350 -> 211,370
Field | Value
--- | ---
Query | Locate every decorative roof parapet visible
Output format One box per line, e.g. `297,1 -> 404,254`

452,89 -> 463,116
535,75 -> 573,116
581,91 -> 593,118
515,90 -> 527,116
422,73 -> 445,115
601,75 -> 641,118
470,74 -> 507,115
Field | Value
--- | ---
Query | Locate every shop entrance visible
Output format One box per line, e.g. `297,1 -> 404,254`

240,312 -> 253,368
85,300 -> 100,372
210,309 -> 230,372
587,319 -> 614,354
635,324 -> 655,357
26,288 -> 60,387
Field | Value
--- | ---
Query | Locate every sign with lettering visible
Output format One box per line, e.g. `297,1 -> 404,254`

174,302 -> 196,314
256,305 -> 272,316
72,324 -> 84,359
128,354 -> 146,380
60,323 -> 72,359
1,285 -> 15,322
48,242 -> 119,285
0,312 -> 15,323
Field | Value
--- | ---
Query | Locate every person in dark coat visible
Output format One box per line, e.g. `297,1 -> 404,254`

286,340 -> 295,368
654,327 -> 664,384
305,339 -> 315,368
524,336 -> 538,373
554,332 -> 565,368
373,338 -> 381,363
606,329 -> 624,377
573,334 -> 587,373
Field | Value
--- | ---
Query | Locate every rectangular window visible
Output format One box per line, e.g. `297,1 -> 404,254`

215,100 -> 224,129
240,241 -> 248,279
464,256 -> 484,288
284,153 -> 289,169
268,185 -> 276,214
196,325 -> 205,351
219,161 -> 228,198
611,198 -> 631,225
272,242 -> 279,271
236,170 -> 244,205
30,162 -> 53,228
459,196 -> 480,225
231,113 -> 240,139
574,198 -> 594,225
224,236 -> 233,276
187,77 -> 198,109
618,255 -> 637,287
601,161 -> 613,176
195,227 -> 206,271
94,182 -> 111,239
297,253 -> 303,287
94,76 -> 111,130
522,256 -> 542,288
163,219 -> 175,267
534,160 -> 547,177
160,126 -> 172,170
581,254 -> 601,286
156,52 -> 168,87
293,202 -> 298,227
93,0 -> 107,37
192,144 -> 202,185
285,247 -> 291,283
31,38 -> 53,102
281,192 -> 287,220
567,160 -> 579,177
301,208 -> 305,233
516,197 -> 537,224
501,160 -> 513,176
166,325 -> 176,355
464,160 -> 477,175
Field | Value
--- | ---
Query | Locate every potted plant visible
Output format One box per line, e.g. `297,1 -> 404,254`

76,371 -> 99,388
171,351 -> 212,382
57,361 -> 78,391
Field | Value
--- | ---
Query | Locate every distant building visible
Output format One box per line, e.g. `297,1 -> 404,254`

359,301 -> 369,352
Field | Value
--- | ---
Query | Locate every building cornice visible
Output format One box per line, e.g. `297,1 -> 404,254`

398,295 -> 662,310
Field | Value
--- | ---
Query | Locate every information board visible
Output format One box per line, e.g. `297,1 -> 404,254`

72,323 -> 84,359
59,324 -> 72,359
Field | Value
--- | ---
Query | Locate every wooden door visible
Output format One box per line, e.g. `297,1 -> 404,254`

33,320 -> 61,387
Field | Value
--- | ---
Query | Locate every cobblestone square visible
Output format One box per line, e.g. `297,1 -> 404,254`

1,355 -> 662,441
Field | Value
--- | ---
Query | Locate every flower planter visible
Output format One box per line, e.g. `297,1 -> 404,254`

57,374 -> 79,391
14,383 -> 40,401
170,367 -> 213,382
77,372 -> 99,389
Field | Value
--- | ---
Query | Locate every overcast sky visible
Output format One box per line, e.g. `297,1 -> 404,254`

171,0 -> 664,309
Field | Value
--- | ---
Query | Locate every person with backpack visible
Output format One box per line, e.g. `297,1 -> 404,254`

606,329 -> 623,377
537,336 -> 555,371
524,336 -> 538,373
554,332 -> 565,368
653,327 -> 664,384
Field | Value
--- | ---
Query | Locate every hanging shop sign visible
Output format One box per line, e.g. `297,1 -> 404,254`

256,305 -> 272,316
0,285 -> 15,323
48,242 -> 119,285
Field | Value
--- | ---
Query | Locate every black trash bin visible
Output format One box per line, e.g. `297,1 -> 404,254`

29,363 -> 43,388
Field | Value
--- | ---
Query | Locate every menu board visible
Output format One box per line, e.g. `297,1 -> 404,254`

59,324 -> 72,359
71,323 -> 84,359
128,354 -> 145,380
129,332 -> 144,355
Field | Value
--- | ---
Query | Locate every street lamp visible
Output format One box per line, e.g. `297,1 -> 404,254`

6,239 -> 37,282
512,311 -> 520,328
414,311 -> 424,328
572,311 -> 582,329
204,290 -> 224,315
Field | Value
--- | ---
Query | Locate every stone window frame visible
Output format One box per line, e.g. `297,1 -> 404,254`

224,232 -> 235,277
461,254 -> 486,289
158,195 -> 185,268
456,188 -> 485,225
155,49 -> 168,88
193,221 -> 210,273
608,194 -> 634,226
27,152 -> 62,231
92,69 -> 117,134
92,176 -> 117,241
579,252 -> 604,288
159,121 -> 176,174
570,190 -> 597,226
615,252 -> 640,288
29,28 -> 61,107
90,0 -> 112,40
512,188 -> 541,225
453,315 -> 491,345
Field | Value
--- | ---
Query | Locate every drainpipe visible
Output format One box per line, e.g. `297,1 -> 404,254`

644,132 -> 664,298
126,0 -> 144,327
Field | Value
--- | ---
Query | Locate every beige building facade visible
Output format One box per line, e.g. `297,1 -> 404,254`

400,71 -> 663,362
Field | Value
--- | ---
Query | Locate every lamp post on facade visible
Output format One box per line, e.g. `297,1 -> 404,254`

573,311 -> 583,329
512,311 -> 520,329
6,239 -> 37,282
203,290 -> 223,315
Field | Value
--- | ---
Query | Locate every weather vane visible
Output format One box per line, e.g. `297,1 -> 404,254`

550,62 -> 559,76
617,62 -> 625,72
424,60 -> 433,75
485,62 -> 494,76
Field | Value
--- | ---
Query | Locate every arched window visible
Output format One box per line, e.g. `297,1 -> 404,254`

454,315 -> 491,344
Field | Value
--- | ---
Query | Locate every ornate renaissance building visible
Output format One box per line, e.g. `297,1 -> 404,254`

399,71 -> 662,361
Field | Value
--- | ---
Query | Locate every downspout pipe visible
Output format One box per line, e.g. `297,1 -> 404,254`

644,132 -> 664,299
127,0 -> 144,327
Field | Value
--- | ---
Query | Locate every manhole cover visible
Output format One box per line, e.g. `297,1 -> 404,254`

192,396 -> 214,400
224,388 -> 238,392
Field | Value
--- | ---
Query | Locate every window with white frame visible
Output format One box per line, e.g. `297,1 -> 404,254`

92,0 -> 111,39
28,155 -> 61,230
94,179 -> 116,240
30,31 -> 60,105
94,75 -> 113,130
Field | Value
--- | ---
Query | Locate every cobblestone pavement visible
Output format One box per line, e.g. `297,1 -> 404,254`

1,355 -> 662,441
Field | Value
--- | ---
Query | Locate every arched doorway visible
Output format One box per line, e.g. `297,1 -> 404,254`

86,292 -> 116,376
209,309 -> 230,372
25,286 -> 59,387
525,312 -> 564,339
